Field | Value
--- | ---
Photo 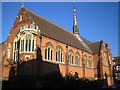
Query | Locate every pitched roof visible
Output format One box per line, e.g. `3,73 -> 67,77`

81,37 -> 92,45
24,8 -> 100,54
88,41 -> 102,54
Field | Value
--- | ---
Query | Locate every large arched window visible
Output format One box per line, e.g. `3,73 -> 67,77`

83,54 -> 87,67
88,56 -> 92,68
19,34 -> 35,54
56,46 -> 62,62
25,34 -> 34,52
45,43 -> 53,61
68,50 -> 74,65
75,52 -> 80,66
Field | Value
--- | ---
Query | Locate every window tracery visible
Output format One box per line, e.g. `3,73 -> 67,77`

45,43 -> 53,61
56,46 -> 62,62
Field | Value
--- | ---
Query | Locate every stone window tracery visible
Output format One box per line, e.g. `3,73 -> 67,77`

45,43 -> 53,61
83,54 -> 87,67
68,50 -> 74,65
75,52 -> 80,66
88,56 -> 92,68
56,46 -> 62,62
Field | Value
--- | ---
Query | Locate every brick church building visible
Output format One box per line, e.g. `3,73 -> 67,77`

1,3 -> 114,86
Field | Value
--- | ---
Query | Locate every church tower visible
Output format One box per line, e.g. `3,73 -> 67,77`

73,1 -> 82,41
73,2 -> 92,53
73,6 -> 79,35
73,1 -> 80,37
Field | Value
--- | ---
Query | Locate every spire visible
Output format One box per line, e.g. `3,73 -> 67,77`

73,0 -> 80,36
21,0 -> 25,8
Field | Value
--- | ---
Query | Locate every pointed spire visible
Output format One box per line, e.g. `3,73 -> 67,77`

21,0 -> 25,8
73,0 -> 80,36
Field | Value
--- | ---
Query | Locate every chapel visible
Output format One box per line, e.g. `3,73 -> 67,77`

1,3 -> 114,86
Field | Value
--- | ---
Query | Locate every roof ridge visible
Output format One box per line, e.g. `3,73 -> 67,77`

81,37 -> 92,44
90,41 -> 101,44
26,9 -> 75,37
25,9 -> 92,53
79,40 -> 92,53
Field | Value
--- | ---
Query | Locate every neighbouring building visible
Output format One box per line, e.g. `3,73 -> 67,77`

1,3 -> 114,86
113,57 -> 120,82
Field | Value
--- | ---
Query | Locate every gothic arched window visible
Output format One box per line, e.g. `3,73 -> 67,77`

25,34 -> 32,52
20,40 -> 24,52
88,56 -> 92,68
24,24 -> 28,28
56,46 -> 62,62
75,52 -> 80,66
7,43 -> 11,59
20,34 -> 35,53
45,43 -> 53,61
68,50 -> 74,65
19,14 -> 23,22
83,54 -> 87,67
30,24 -> 35,29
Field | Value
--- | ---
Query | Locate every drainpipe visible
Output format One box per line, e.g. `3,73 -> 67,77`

82,52 -> 85,77
66,45 -> 69,76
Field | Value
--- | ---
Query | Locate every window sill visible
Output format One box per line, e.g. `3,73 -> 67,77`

44,59 -> 64,64
103,64 -> 110,67
84,67 -> 94,69
56,61 -> 64,64
69,64 -> 82,67
20,51 -> 34,54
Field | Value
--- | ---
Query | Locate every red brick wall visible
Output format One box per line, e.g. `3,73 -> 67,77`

1,7 -> 114,86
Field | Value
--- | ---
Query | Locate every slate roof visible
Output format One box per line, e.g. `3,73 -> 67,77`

88,41 -> 102,54
25,8 -> 101,54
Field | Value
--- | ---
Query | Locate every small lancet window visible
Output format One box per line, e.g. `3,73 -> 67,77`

30,24 -> 35,29
7,43 -> 11,58
24,24 -> 28,28
20,27 -> 23,30
35,26 -> 39,29
19,14 -> 23,22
